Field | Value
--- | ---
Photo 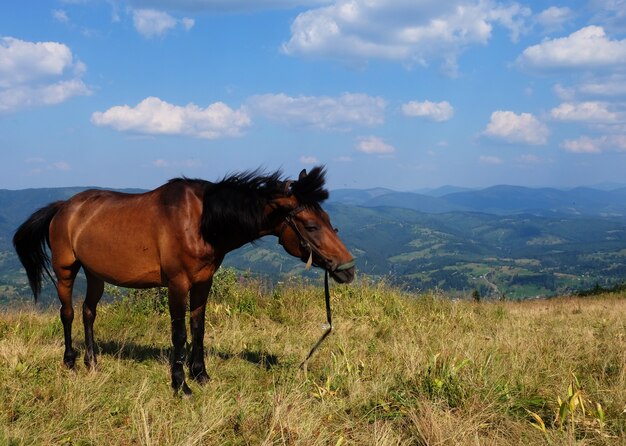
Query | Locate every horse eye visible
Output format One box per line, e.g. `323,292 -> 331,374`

305,225 -> 319,232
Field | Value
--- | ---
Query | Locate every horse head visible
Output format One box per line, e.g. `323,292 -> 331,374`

272,167 -> 355,284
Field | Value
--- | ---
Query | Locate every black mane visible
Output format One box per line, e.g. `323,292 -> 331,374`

291,166 -> 329,206
197,166 -> 329,245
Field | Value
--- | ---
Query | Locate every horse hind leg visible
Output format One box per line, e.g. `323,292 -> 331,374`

83,271 -> 104,370
55,261 -> 81,369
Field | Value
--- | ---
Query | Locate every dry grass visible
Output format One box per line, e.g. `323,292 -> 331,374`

1,272 -> 625,445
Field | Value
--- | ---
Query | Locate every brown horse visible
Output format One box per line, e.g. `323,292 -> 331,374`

13,166 -> 355,395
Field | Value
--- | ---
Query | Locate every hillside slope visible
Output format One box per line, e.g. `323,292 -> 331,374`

1,277 -> 625,445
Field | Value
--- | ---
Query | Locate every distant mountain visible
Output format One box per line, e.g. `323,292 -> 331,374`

327,188 -> 395,205
413,186 -> 475,197
329,185 -> 626,217
444,186 -> 626,216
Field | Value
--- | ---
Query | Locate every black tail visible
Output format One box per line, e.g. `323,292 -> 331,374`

13,201 -> 64,301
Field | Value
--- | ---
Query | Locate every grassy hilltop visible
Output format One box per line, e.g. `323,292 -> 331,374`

1,270 -> 625,445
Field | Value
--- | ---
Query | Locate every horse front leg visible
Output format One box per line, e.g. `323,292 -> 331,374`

168,282 -> 192,396
189,280 -> 212,384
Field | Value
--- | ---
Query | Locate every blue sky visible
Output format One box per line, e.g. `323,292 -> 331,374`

1,0 -> 626,191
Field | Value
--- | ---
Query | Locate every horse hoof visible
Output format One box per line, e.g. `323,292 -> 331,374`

63,351 -> 78,369
173,382 -> 193,398
192,372 -> 210,385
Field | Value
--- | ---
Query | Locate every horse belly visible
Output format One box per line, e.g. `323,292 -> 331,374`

74,225 -> 164,288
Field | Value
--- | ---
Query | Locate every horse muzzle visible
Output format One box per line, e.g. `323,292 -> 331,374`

329,259 -> 356,284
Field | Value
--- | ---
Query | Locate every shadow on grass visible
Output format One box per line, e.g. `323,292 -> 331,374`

98,340 -> 168,363
96,340 -> 280,369
207,346 -> 280,370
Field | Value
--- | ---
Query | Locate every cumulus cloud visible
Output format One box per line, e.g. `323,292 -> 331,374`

0,37 -> 90,113
26,157 -> 72,175
282,0 -> 530,74
550,101 -> 618,123
299,155 -> 319,164
402,100 -> 454,122
247,92 -> 385,130
483,110 -> 549,145
577,75 -> 626,97
132,9 -> 194,38
152,158 -> 202,168
126,0 -> 331,12
590,0 -> 626,33
0,79 -> 91,113
562,135 -> 626,154
517,26 -> 626,71
52,9 -> 70,23
91,96 -> 251,139
535,6 -> 574,32
356,136 -> 395,154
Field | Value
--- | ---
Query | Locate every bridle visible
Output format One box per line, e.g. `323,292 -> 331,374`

276,203 -> 355,370
278,205 -> 355,273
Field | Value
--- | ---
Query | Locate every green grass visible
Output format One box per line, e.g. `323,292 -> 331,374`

1,271 -> 625,445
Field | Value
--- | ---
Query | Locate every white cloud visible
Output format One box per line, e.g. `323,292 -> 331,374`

517,26 -> 626,71
0,79 -> 91,113
52,9 -> 70,23
282,1 -> 530,74
535,6 -> 574,32
402,100 -> 454,122
590,0 -> 626,33
562,135 -> 626,154
26,158 -> 72,175
578,75 -> 626,97
0,37 -> 73,87
152,158 -> 202,168
299,155 -> 319,164
126,0 -> 331,12
132,9 -> 194,38
0,37 -> 90,113
356,136 -> 395,154
483,110 -> 549,145
91,96 -> 251,139
51,161 -> 72,171
479,155 -> 502,165
550,101 -> 618,123
247,92 -> 385,130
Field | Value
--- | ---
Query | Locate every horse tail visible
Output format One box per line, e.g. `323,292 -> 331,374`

13,201 -> 64,301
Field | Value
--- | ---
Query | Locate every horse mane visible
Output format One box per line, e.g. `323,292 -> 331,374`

291,166 -> 329,207
198,166 -> 329,245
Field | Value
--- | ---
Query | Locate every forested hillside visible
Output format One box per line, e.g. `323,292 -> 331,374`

2,185 -> 626,303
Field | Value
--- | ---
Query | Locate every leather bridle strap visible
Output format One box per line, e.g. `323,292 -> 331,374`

280,206 -> 354,272
300,269 -> 332,371
277,206 -> 353,369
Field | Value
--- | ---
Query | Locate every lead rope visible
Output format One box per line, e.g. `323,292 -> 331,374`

300,269 -> 333,373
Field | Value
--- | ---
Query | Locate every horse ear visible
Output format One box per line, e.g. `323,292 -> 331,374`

299,169 -> 307,181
